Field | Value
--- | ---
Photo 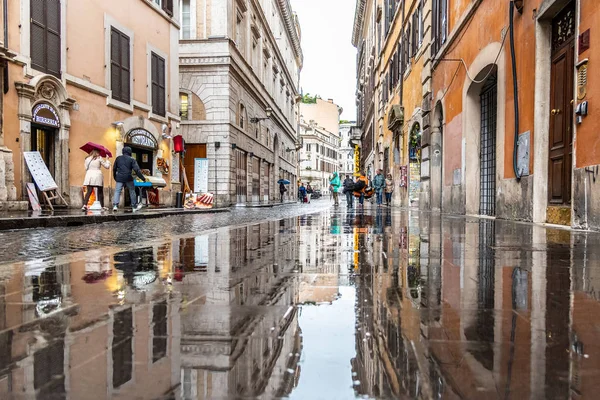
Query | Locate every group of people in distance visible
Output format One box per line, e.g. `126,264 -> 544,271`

294,169 -> 395,209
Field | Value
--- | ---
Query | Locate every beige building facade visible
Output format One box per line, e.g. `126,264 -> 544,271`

178,0 -> 303,207
0,0 -> 182,209
298,98 -> 342,193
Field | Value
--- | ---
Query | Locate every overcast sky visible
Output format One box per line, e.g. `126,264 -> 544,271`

291,0 -> 357,121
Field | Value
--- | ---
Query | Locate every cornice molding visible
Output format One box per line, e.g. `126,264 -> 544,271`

276,0 -> 303,68
352,0 -> 367,47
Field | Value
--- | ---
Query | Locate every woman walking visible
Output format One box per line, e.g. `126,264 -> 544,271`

82,149 -> 110,210
385,174 -> 394,207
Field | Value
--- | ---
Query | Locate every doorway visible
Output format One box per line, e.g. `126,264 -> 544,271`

31,124 -> 56,177
183,144 -> 207,190
409,124 -> 422,208
548,3 -> 575,208
479,74 -> 498,216
235,149 -> 247,204
129,146 -> 154,173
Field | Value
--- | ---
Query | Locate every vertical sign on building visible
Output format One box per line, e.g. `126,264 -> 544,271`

194,158 -> 209,193
354,145 -> 361,176
171,153 -> 180,183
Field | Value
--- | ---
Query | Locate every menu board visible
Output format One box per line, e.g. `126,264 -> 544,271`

24,151 -> 58,192
194,158 -> 209,193
171,153 -> 180,183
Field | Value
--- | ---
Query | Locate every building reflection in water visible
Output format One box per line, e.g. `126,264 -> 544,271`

0,217 -> 302,399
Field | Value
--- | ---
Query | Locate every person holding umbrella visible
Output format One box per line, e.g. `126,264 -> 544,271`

81,146 -> 111,210
278,178 -> 290,202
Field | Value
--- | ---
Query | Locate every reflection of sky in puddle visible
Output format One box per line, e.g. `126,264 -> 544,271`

290,286 -> 357,400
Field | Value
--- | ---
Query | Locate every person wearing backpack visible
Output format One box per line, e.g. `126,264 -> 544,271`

329,171 -> 341,206
373,169 -> 385,206
343,175 -> 355,208
353,171 -> 369,207
112,146 -> 146,212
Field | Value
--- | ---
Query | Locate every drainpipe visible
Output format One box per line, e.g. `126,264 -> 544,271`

3,0 -> 8,94
509,1 -> 522,180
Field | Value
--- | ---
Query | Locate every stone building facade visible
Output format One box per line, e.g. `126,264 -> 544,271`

298,98 -> 342,193
1,0 -> 181,210
339,122 -> 357,177
178,0 -> 302,207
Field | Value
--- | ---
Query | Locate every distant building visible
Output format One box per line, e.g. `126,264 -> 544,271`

339,122 -> 357,178
298,98 -> 342,193
179,0 -> 303,207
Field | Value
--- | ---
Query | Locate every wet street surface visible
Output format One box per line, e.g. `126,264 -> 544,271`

0,202 -> 599,399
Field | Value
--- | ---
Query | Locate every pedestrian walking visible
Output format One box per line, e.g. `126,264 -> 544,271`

385,174 -> 394,207
82,149 -> 111,210
112,146 -> 146,212
306,183 -> 313,203
343,175 -> 355,208
279,182 -> 287,202
298,183 -> 307,204
373,169 -> 385,206
354,171 -> 369,207
329,171 -> 341,206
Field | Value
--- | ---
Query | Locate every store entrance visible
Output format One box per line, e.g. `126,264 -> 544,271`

129,146 -> 154,173
31,124 -> 56,177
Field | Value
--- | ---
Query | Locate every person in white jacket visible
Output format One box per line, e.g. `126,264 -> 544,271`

82,149 -> 111,210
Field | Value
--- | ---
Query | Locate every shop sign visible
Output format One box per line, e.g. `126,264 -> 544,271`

126,129 -> 158,149
354,145 -> 361,176
194,158 -> 209,193
32,103 -> 60,128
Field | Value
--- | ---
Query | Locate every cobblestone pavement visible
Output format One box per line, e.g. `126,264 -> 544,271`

0,200 -> 331,264
1,201 -> 600,399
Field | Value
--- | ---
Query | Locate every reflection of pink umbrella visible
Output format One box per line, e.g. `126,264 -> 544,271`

82,270 -> 113,284
80,142 -> 113,158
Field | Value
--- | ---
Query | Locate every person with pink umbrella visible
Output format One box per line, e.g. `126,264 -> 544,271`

81,145 -> 111,210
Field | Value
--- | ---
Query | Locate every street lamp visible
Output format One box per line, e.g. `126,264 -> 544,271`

250,107 -> 273,123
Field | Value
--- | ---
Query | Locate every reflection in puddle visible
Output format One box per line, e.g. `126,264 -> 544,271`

1,209 -> 600,398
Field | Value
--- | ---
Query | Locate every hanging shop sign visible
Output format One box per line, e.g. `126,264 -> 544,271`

32,103 -> 60,128
194,158 -> 209,193
125,129 -> 158,150
354,145 -> 361,176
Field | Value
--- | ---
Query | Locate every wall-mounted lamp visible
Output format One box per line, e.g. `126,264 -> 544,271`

232,143 -> 237,150
112,121 -> 124,140
250,107 -> 273,123
249,152 -> 254,158
161,123 -> 172,140
285,148 -> 293,152
215,141 -> 221,149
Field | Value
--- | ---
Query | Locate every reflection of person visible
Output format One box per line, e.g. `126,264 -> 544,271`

82,149 -> 110,210
112,146 -> 146,212
373,169 -> 385,206
385,174 -> 394,207
343,175 -> 355,208
329,172 -> 341,206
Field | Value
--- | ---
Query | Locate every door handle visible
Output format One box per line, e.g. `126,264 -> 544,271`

551,109 -> 562,115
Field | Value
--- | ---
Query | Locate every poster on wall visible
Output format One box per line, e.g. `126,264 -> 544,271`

194,158 -> 209,193
171,153 -> 180,183
23,152 -> 58,192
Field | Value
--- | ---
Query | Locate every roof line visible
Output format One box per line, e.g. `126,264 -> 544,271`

352,0 -> 367,47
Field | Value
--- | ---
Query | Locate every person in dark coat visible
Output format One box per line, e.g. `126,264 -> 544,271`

279,182 -> 287,202
343,175 -> 355,208
112,146 -> 146,212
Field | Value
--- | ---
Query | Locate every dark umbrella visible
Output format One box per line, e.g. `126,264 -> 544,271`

278,179 -> 291,184
80,142 -> 113,158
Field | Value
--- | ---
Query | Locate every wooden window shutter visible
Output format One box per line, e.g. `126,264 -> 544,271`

110,28 -> 130,103
120,33 -> 130,102
151,53 -> 166,116
162,0 -> 174,16
31,0 -> 61,77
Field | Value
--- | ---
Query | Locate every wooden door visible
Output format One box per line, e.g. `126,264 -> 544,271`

548,5 -> 575,205
183,144 -> 207,191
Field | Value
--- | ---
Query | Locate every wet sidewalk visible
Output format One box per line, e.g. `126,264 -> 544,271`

0,206 -> 230,231
0,204 -> 599,399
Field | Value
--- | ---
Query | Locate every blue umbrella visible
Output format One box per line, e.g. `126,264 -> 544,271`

278,179 -> 291,184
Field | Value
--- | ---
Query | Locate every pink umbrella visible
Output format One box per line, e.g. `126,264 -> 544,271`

80,142 -> 113,158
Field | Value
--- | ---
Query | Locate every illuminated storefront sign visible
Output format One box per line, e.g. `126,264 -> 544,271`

32,103 -> 60,128
354,145 -> 360,176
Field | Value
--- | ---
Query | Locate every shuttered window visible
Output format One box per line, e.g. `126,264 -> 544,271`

161,0 -> 174,16
151,52 -> 166,117
31,0 -> 61,77
110,28 -> 131,103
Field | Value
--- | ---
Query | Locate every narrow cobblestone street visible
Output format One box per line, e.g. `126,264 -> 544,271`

0,201 -> 599,399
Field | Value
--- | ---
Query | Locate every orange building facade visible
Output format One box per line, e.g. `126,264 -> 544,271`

430,0 -> 600,228
0,0 -> 181,210
355,0 -> 600,230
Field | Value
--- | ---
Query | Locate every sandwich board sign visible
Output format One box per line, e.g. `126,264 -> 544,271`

24,152 -> 58,192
